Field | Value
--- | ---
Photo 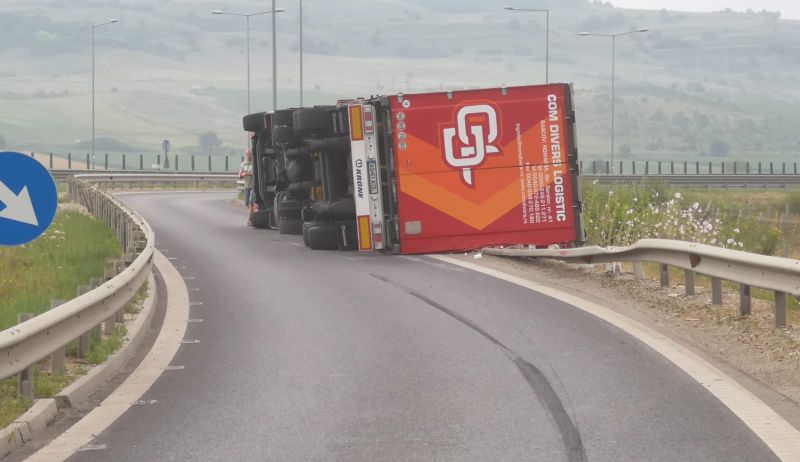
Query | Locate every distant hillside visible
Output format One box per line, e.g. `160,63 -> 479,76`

0,0 -> 798,161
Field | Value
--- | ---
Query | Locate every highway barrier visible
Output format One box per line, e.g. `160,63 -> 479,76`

0,176 -> 154,394
484,239 -> 800,328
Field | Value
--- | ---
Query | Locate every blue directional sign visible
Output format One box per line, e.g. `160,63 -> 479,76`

0,152 -> 58,246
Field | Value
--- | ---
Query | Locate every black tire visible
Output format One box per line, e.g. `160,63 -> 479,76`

272,125 -> 295,145
304,222 -> 339,250
278,217 -> 303,235
293,108 -> 330,135
272,109 -> 294,127
335,220 -> 358,250
306,135 -> 350,153
243,112 -> 267,132
249,209 -> 270,229
277,195 -> 303,219
311,199 -> 356,222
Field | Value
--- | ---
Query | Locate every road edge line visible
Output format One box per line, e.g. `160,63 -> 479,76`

432,254 -> 800,461
24,251 -> 189,461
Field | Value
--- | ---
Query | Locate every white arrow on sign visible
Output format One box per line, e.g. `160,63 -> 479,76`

0,181 -> 39,226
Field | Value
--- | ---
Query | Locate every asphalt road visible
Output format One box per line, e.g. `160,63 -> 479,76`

67,192 -> 777,462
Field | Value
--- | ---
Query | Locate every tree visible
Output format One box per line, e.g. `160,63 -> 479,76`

198,131 -> 222,153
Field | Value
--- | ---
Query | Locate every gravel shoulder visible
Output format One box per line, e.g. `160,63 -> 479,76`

453,253 -> 800,429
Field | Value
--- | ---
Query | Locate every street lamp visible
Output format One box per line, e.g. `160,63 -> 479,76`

298,0 -> 303,106
212,8 -> 285,114
579,28 -> 649,173
504,6 -> 549,83
91,18 -> 118,170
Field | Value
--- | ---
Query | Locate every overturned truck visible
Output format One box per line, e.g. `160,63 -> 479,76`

242,83 -> 584,254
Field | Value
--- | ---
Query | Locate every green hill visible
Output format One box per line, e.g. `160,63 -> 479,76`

0,0 -> 798,162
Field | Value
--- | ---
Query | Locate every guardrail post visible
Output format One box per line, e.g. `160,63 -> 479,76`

683,161 -> 687,175
633,261 -> 645,279
208,155 -> 212,172
721,162 -> 725,175
140,154 -> 144,170
619,160 -> 623,174
695,161 -> 699,174
740,284 -> 751,316
632,161 -> 636,175
17,313 -> 34,398
156,154 -> 161,166
733,162 -> 737,175
770,162 -> 774,175
77,285 -> 92,358
670,161 -> 674,175
775,291 -> 788,327
758,162 -> 762,175
104,153 -> 109,170
175,155 -> 179,171
49,152 -> 53,169
782,162 -> 786,175
225,156 -> 230,172
746,161 -> 750,174
707,161 -> 712,174
86,153 -> 90,169
795,162 -> 798,175
711,277 -> 722,305
122,154 -> 127,170
658,161 -> 662,174
659,264 -> 669,288
592,160 -> 596,174
49,300 -> 66,374
645,161 -> 649,175
684,270 -> 695,295
68,152 -> 72,169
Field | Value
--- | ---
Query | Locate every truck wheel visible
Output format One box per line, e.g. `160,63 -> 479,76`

249,209 -> 270,229
278,217 -> 303,235
272,109 -> 294,127
293,108 -> 330,135
277,196 -> 303,219
243,112 -> 267,132
335,220 -> 358,250
304,222 -> 339,250
272,125 -> 295,145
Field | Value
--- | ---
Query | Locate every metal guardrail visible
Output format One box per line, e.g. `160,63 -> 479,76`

588,174 -> 800,189
0,176 -> 154,391
54,171 -> 238,183
483,238 -> 800,327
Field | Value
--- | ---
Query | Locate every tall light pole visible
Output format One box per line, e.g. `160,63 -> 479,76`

504,6 -> 549,83
91,18 -> 118,170
212,8 -> 285,114
298,0 -> 303,106
272,0 -> 278,110
579,28 -> 649,172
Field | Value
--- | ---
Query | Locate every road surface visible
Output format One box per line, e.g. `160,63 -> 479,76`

67,191 -> 777,462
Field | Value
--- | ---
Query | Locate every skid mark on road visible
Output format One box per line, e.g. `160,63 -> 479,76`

369,273 -> 587,462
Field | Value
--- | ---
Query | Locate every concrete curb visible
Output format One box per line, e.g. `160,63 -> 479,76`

55,272 -> 158,410
0,271 -> 157,459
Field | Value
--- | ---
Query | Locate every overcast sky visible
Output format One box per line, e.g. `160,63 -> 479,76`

610,0 -> 800,19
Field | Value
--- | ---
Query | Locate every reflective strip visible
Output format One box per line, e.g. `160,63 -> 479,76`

349,106 -> 364,141
358,215 -> 372,250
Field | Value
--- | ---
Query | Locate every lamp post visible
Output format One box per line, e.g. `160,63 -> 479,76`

504,6 -> 549,83
298,0 -> 303,106
92,19 -> 118,170
272,0 -> 278,110
579,28 -> 649,173
212,8 -> 285,114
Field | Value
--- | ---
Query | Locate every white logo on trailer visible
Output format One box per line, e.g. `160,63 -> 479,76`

442,104 -> 501,186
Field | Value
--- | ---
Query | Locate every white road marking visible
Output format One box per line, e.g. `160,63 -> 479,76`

432,255 -> 800,461
25,251 -> 190,462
